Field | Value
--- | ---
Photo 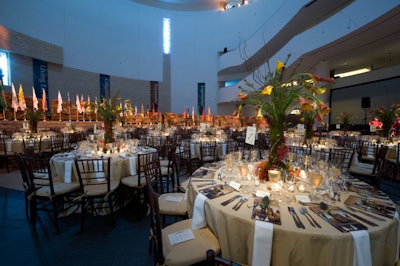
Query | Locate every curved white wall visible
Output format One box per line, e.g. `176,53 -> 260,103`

217,0 -> 400,113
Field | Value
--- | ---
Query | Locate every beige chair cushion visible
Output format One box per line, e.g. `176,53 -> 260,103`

161,166 -> 173,176
202,156 -> 215,162
159,193 -> 188,216
160,159 -> 169,167
36,182 -> 80,197
121,174 -> 147,188
83,180 -> 120,197
178,178 -> 190,192
162,218 -> 220,266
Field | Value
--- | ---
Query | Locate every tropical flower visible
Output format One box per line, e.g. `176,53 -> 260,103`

336,112 -> 356,126
238,55 -> 332,123
237,54 -> 332,170
369,104 -> 400,137
98,95 -> 122,123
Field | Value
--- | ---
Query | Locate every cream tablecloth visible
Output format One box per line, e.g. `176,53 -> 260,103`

187,166 -> 399,266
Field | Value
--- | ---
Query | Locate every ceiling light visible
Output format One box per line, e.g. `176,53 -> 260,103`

334,67 -> 371,78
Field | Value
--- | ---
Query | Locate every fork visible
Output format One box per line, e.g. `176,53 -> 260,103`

301,207 -> 321,228
233,197 -> 248,211
299,207 -> 315,227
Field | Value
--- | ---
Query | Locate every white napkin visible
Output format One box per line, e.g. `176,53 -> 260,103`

6,140 -> 12,152
395,212 -> 399,261
129,156 -> 136,175
252,220 -> 273,266
64,160 -> 73,183
350,230 -> 372,266
191,193 -> 208,230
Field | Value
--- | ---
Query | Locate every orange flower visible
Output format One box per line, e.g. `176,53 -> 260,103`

301,102 -> 314,111
238,92 -> 248,101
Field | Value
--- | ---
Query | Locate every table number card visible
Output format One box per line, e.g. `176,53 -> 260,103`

297,123 -> 305,133
229,181 -> 241,191
168,229 -> 195,245
245,126 -> 256,145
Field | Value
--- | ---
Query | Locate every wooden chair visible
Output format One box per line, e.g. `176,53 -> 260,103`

349,145 -> 389,188
24,155 -> 80,233
23,137 -> 42,156
145,174 -> 220,266
200,141 -> 217,165
0,136 -> 18,172
74,157 -> 120,232
159,143 -> 179,192
385,142 -> 400,180
206,249 -> 242,266
120,150 -> 159,211
143,158 -> 188,225
16,154 -> 34,218
329,148 -> 354,170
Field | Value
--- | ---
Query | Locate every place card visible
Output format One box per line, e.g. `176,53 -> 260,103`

168,229 -> 195,245
245,126 -> 256,145
255,190 -> 270,198
295,194 -> 311,203
165,196 -> 183,202
229,181 -> 241,191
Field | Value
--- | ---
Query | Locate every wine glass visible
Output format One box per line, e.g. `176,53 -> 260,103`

308,171 -> 323,202
287,152 -> 295,165
239,163 -> 249,181
250,149 -> 258,162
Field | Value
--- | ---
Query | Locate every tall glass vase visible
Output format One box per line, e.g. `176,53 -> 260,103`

268,119 -> 286,168
104,120 -> 114,144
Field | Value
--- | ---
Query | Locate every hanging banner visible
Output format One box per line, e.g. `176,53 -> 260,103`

32,59 -> 48,111
198,82 -> 205,115
100,74 -> 110,99
150,81 -> 159,112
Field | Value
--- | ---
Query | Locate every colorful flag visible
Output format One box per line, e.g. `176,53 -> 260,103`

32,86 -> 38,110
134,105 -> 138,117
192,106 -> 195,122
18,84 -> 27,111
57,90 -> 63,113
11,83 -> 18,111
94,97 -> 98,114
202,107 -> 205,122
80,94 -> 85,113
42,89 -> 48,111
183,107 -> 187,119
67,92 -> 70,103
76,94 -> 82,113
207,106 -> 211,122
0,80 -> 6,110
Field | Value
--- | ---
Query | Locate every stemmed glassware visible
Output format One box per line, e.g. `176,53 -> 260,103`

308,171 -> 323,202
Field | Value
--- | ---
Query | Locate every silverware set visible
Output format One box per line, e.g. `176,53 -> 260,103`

299,207 -> 321,228
220,195 -> 248,211
288,207 -> 305,229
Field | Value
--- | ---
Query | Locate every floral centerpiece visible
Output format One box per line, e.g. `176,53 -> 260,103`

26,109 -> 42,133
238,55 -> 332,176
369,104 -> 400,137
336,112 -> 356,133
98,96 -> 122,144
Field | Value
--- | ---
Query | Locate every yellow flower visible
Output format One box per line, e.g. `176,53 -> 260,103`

262,85 -> 273,95
301,102 -> 314,112
276,61 -> 285,72
256,107 -> 263,118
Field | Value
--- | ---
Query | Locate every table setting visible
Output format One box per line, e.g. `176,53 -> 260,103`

186,151 -> 399,266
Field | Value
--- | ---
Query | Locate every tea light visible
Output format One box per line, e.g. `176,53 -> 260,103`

288,184 -> 295,192
272,182 -> 282,191
254,179 -> 260,187
268,169 -> 281,183
298,184 -> 305,192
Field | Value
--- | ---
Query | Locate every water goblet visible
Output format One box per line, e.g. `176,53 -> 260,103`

239,163 -> 249,181
308,171 -> 323,202
250,149 -> 258,162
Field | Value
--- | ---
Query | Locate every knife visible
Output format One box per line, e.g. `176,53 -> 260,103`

338,207 -> 377,227
220,195 -> 241,206
346,206 -> 386,222
290,207 -> 305,229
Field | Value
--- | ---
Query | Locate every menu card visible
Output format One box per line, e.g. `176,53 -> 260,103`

310,205 -> 367,232
344,195 -> 395,219
199,184 -> 234,199
191,168 -> 216,178
251,198 -> 281,225
168,229 -> 195,245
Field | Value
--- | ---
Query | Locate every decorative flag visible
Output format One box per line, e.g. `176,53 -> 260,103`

18,84 -> 27,111
207,106 -> 211,122
42,89 -> 48,111
11,83 -> 18,111
202,107 -> 205,122
32,86 -> 38,110
57,90 -> 63,113
67,92 -> 70,103
76,94 -> 82,113
134,105 -> 138,117
94,97 -> 98,114
0,80 -> 6,110
80,94 -> 85,113
183,107 -> 187,119
192,106 -> 195,122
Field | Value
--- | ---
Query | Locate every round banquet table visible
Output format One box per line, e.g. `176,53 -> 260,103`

187,164 -> 399,266
49,147 -> 157,183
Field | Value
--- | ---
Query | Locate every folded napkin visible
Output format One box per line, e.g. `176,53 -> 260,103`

129,156 -> 136,176
350,230 -> 371,266
252,220 -> 273,266
395,212 -> 399,261
6,140 -> 12,152
64,160 -> 73,183
191,193 -> 208,230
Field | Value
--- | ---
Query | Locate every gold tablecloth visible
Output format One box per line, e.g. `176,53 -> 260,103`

187,167 -> 399,266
